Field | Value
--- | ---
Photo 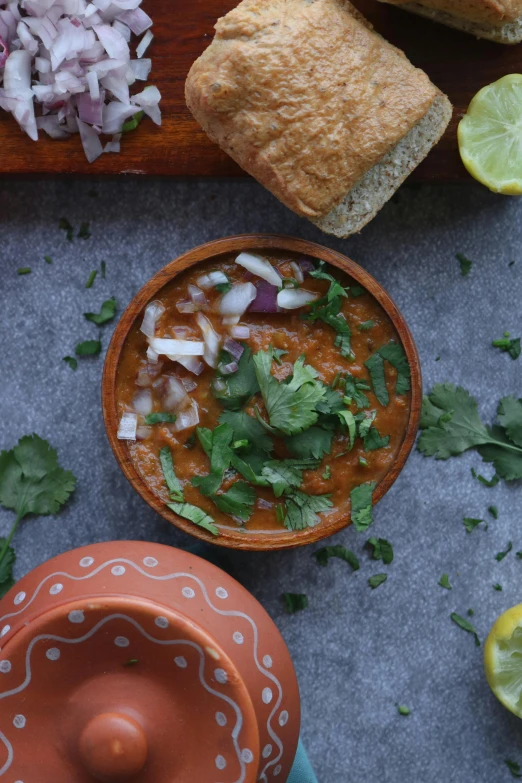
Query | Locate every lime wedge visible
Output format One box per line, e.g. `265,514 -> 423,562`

485,603 -> 522,717
458,74 -> 522,195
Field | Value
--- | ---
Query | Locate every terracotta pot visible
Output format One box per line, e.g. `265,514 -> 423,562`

0,541 -> 300,782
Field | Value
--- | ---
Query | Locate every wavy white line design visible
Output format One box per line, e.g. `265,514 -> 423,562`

0,613 -> 247,782
0,556 -> 286,780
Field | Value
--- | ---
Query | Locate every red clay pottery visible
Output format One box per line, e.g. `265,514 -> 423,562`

0,541 -> 300,782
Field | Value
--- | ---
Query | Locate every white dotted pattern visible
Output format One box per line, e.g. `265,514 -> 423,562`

114,636 -> 130,648
111,565 -> 126,576
215,587 -> 228,599
155,616 -> 169,629
274,765 -> 282,776
49,583 -> 63,595
214,668 -> 228,684
278,710 -> 289,727
174,656 -> 187,668
241,748 -> 254,764
215,712 -> 227,727
0,661 -> 11,673
182,586 -> 195,598
262,744 -> 272,759
263,655 -> 273,669
79,556 -> 94,567
0,625 -> 10,638
143,556 -> 158,567
13,715 -> 26,729
262,688 -> 273,705
215,755 -> 227,770
233,631 -> 244,645
13,591 -> 26,605
68,610 -> 84,624
46,648 -> 60,661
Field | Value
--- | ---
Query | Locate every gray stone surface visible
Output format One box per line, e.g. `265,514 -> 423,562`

0,177 -> 521,782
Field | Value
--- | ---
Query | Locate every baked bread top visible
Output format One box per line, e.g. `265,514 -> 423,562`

385,0 -> 522,25
185,0 -> 441,219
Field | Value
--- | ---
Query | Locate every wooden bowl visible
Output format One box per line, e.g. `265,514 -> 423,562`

102,234 -> 422,551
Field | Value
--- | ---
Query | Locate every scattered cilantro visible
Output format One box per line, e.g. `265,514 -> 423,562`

210,481 -> 256,521
62,356 -> 78,371
59,217 -> 74,241
368,573 -> 387,589
101,260 -> 106,278
285,426 -> 333,460
17,267 -> 31,275
283,490 -> 333,530
397,705 -> 411,716
418,386 -> 522,482
494,583 -> 503,591
313,545 -> 359,570
456,252 -> 472,276
435,356 -> 440,361
44,255 -> 53,264
304,267 -> 353,360
359,457 -> 368,467
124,659 -> 139,667
471,468 -> 499,487
463,517 -> 486,533
363,427 -> 390,452
344,376 -> 371,410
379,342 -> 411,396
261,459 -> 319,498
338,410 -> 356,449
283,593 -> 308,613
159,446 -> 184,502
273,348 -> 288,365
366,537 -> 393,564
168,501 -> 219,536
467,608 -> 474,617
86,270 -> 97,289
496,542 -> 512,562
78,221 -> 91,240
219,410 -> 272,455
0,435 -> 76,597
492,334 -> 521,360
506,759 -> 522,779
358,320 -> 375,331
350,286 -> 365,297
145,413 -> 177,425
488,505 -> 499,519
322,465 -> 331,480
276,504 -> 285,524
439,573 -> 451,589
364,352 -> 387,406
75,339 -> 101,357
451,612 -> 480,646
122,109 -> 144,133
350,482 -> 376,531
84,297 -> 117,325
215,282 -> 232,294
213,347 -> 259,410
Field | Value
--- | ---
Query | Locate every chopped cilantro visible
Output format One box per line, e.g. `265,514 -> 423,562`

322,465 -> 331,480
363,427 -> 390,452
364,352 -> 387,406
0,435 -> 76,598
467,608 -> 474,617
488,505 -> 499,519
358,320 -> 375,331
350,482 -> 376,532
438,573 -> 451,589
261,459 -> 319,498
159,446 -> 183,501
463,517 -> 486,533
86,270 -> 97,289
17,267 -> 31,275
145,413 -> 177,425
122,110 -> 144,133
494,583 -> 503,591
506,759 -> 522,778
338,410 -> 356,449
101,260 -> 106,278
471,468 -> 499,487
350,286 -> 365,297
213,346 -> 259,410
492,335 -> 521,360
219,410 -> 272,454
359,457 -> 368,467
59,217 -> 74,241
366,537 -> 393,564
168,501 -> 219,536
397,705 -> 411,716
78,221 -> 91,240
75,339 -> 101,357
496,542 -> 512,562
303,267 -> 353,359
344,376 -> 370,410
313,545 -> 359,570
276,504 -> 285,523
285,426 -> 333,460
456,252 -> 472,276
451,612 -> 480,646
368,573 -> 387,589
215,282 -> 232,294
124,659 -> 139,667
283,490 -> 333,530
210,481 -> 256,521
283,593 -> 308,613
273,348 -> 288,365
364,341 -> 411,406
62,356 -> 78,371
418,386 -> 522,482
44,255 -> 53,264
331,371 -> 341,390
84,297 -> 117,325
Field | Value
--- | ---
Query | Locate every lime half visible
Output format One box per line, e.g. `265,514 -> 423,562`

458,74 -> 522,194
485,603 -> 522,717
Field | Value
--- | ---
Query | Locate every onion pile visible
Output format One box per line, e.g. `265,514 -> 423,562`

0,0 -> 161,162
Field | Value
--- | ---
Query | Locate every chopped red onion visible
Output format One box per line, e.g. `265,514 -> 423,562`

140,300 -> 165,339
131,83 -> 160,124
117,411 -> 137,440
277,288 -> 319,310
299,258 -> 316,276
218,361 -> 238,376
86,68 -> 100,99
136,425 -> 152,440
290,261 -> 304,284
147,360 -> 163,376
176,299 -> 197,314
196,312 -> 221,368
136,366 -> 152,387
77,90 -> 105,125
223,337 -> 244,361
235,252 -> 281,287
230,325 -> 250,340
112,19 -> 130,42
3,49 -> 37,140
171,355 -> 205,376
248,280 -> 279,313
163,376 -> 190,412
0,35 -> 8,68
132,388 -> 152,416
129,57 -> 150,81
76,117 -> 103,163
136,27 -> 152,58
149,337 -> 205,357
257,497 -> 274,510
213,378 -> 227,393
181,377 -> 197,392
120,7 -> 152,35
218,282 -> 256,317
188,284 -> 207,307
36,114 -> 70,138
172,399 -> 199,432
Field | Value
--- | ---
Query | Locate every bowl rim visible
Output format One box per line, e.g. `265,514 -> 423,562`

102,233 -> 422,551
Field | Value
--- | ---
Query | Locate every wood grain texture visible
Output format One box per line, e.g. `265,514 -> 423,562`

102,234 -> 422,551
1,0 -> 521,178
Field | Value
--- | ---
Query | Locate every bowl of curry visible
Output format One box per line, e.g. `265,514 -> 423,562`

102,234 -> 421,550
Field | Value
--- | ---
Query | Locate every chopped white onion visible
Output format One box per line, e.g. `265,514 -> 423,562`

120,7 -> 152,35
222,315 -> 240,326
277,288 -> 319,310
117,411 -> 137,440
132,388 -> 152,416
172,399 -> 199,432
129,56 -> 150,81
146,344 -> 159,364
176,299 -> 197,314
188,284 -> 207,307
213,378 -> 227,392
136,366 -> 152,387
136,27 -> 152,58
196,312 -> 221,368
257,497 -> 274,510
76,117 -> 103,162
140,300 -> 165,339
290,261 -> 304,284
104,132 -> 121,153
149,337 -> 205,357
196,274 -> 211,290
169,354 -> 205,375
230,325 -> 250,339
136,425 -> 152,440
181,377 -> 197,392
173,326 -> 190,338
163,376 -> 190,412
219,282 -> 256,317
196,270 -> 229,290
235,252 -> 281,287
218,361 -> 238,375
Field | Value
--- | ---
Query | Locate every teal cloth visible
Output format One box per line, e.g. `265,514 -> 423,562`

287,739 -> 318,783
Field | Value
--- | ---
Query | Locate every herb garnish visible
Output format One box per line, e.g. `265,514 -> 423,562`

439,573 -> 451,589
17,267 -> 31,275
159,446 -> 219,536
451,612 -> 480,646
456,252 -> 472,276
78,222 -> 91,240
304,263 -> 353,359
215,282 -> 232,294
101,260 -> 106,279
397,705 -> 411,716
471,468 -> 499,487
0,435 -> 76,597
86,270 -> 97,289
488,505 -> 499,519
313,545 -> 360,570
494,583 -> 503,591
506,759 -> 522,778
358,320 -> 375,331
213,346 -> 259,410
44,255 -> 53,264
366,537 -> 393,564
368,573 -> 387,589
418,386 -> 522,481
59,217 -> 74,241
63,356 -> 78,371
350,482 -> 376,531
496,542 -> 512,562
210,481 -> 256,521
492,333 -> 521,360
84,297 -> 117,325
75,339 -> 102,357
463,517 -> 486,533
159,446 -> 184,501
283,593 -> 308,613
364,341 -> 410,406
145,413 -> 177,425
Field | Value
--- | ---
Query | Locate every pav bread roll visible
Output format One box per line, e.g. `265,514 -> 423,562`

381,0 -> 522,43
185,0 -> 452,237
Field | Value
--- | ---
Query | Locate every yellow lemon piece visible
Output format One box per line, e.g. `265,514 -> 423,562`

458,74 -> 522,195
485,603 -> 522,717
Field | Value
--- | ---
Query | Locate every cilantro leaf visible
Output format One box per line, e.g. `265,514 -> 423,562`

84,297 -> 117,325
167,501 -> 219,536
283,490 -> 333,530
397,705 -> 411,716
456,252 -> 472,276
506,760 -> 522,779
213,347 -> 259,410
494,583 -> 503,591
488,505 -> 499,519
338,410 -> 356,449
365,352 -> 388,406
303,272 -> 353,360
477,426 -> 522,481
78,221 -> 91,240
498,396 -> 522,447
86,270 -> 97,289
379,342 -> 411,396
358,320 -> 375,331
17,267 -> 31,275
313,545 -> 359,570
368,573 -> 387,589
450,612 -> 480,646
463,517 -> 486,533
439,573 -> 451,589
192,424 -> 234,495
316,386 -> 345,415
0,539 -> 16,598
492,336 -> 521,360
418,384 -> 490,458
283,593 -> 308,613
59,217 -> 74,241
210,481 -> 256,521
159,446 -> 184,501
496,542 -> 512,562
471,468 -> 499,487
273,348 -> 288,365
76,339 -> 102,357
215,281 -> 232,294
63,356 -> 78,371
363,427 -> 390,452
44,255 -> 53,264
366,537 -> 393,564
344,376 -> 370,410
261,459 -> 319,498
145,413 -> 177,425
219,410 -> 273,453
286,427 -> 333,460
350,482 -> 376,532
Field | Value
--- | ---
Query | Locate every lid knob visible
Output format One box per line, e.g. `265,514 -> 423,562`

78,712 -> 148,782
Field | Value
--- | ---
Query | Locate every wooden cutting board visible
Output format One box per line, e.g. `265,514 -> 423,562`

1,0 -> 521,178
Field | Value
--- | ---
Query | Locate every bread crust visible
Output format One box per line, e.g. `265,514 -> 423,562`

185,0 -> 441,219
384,0 -> 522,25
